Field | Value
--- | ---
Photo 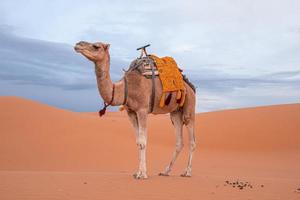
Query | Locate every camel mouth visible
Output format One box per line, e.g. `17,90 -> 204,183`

74,41 -> 91,53
74,46 -> 84,53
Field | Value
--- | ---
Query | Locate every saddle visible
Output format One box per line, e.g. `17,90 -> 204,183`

125,54 -> 196,111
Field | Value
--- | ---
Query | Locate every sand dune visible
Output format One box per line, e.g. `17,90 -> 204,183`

0,96 -> 300,200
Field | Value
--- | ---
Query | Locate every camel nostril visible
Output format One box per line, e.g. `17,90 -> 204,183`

79,41 -> 87,45
74,45 -> 82,52
75,41 -> 84,46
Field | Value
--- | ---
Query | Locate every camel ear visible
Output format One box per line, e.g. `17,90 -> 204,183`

103,43 -> 110,51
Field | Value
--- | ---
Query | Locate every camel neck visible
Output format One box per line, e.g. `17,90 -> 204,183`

94,55 -> 125,106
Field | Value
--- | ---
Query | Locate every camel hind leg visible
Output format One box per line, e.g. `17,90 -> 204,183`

181,86 -> 196,177
159,110 -> 184,176
181,115 -> 196,177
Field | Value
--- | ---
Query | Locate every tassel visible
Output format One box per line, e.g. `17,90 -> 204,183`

119,105 -> 125,111
176,90 -> 182,103
99,103 -> 108,117
160,93 -> 166,107
98,84 -> 116,117
176,90 -> 182,100
165,93 -> 172,106
179,89 -> 186,107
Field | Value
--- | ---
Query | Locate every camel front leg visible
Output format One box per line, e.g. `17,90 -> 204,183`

126,109 -> 139,138
133,109 -> 148,179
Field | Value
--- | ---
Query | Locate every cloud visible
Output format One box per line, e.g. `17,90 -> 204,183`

1,24 -> 300,112
189,69 -> 300,111
0,25 -> 127,90
0,1 -> 300,112
0,25 -> 128,111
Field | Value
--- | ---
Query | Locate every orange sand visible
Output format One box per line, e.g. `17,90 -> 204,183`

0,96 -> 300,200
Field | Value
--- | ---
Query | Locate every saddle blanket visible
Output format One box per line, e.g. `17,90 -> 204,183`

150,55 -> 186,107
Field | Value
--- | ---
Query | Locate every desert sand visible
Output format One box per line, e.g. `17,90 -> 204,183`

0,96 -> 300,200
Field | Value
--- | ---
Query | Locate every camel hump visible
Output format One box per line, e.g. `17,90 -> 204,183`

125,56 -> 196,93
125,56 -> 156,75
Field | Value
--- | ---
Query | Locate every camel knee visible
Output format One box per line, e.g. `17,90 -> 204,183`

137,142 -> 146,150
137,135 -> 147,150
183,114 -> 192,125
189,141 -> 196,152
175,142 -> 184,152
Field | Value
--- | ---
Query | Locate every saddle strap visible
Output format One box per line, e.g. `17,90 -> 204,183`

150,60 -> 156,113
123,76 -> 128,105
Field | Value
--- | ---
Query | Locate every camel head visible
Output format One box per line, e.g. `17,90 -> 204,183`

74,41 -> 110,62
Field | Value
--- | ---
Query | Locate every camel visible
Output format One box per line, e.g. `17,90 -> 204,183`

74,41 -> 196,179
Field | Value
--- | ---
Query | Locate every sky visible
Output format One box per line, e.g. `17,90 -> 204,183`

0,0 -> 300,112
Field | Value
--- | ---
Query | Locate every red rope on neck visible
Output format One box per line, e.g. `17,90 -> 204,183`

99,84 -> 115,117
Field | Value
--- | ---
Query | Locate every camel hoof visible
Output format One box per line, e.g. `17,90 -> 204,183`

158,172 -> 169,176
180,172 -> 192,177
133,171 -> 148,179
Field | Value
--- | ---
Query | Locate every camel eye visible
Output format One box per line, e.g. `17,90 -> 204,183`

92,44 -> 100,49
